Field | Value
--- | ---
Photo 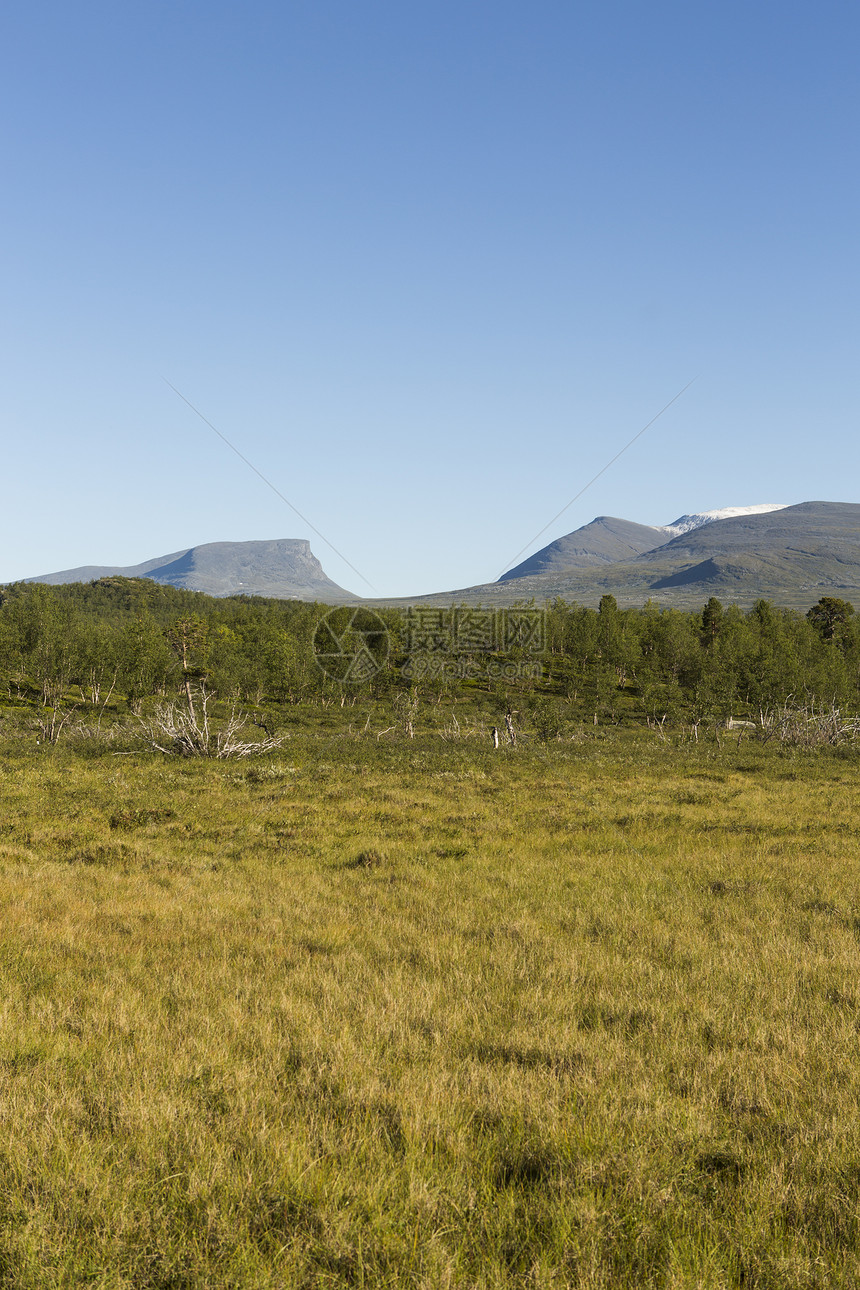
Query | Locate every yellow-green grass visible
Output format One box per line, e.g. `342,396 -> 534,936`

0,734 -> 859,1287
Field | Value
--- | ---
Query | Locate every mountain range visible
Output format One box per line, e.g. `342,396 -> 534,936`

497,504 -> 790,581
400,501 -> 860,610
20,501 -> 860,611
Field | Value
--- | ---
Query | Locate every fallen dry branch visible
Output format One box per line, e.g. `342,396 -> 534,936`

140,685 -> 286,758
759,699 -> 860,747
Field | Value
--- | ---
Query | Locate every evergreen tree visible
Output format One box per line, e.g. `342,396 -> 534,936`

806,597 -> 855,642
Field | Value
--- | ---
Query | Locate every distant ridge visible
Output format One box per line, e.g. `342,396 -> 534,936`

25,539 -> 355,602
501,504 -> 791,582
22,502 -> 860,612
370,501 -> 860,610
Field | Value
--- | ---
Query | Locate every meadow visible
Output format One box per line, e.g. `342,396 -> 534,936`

0,716 -> 858,1288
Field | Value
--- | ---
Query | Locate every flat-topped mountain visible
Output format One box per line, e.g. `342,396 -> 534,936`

26,539 -> 355,602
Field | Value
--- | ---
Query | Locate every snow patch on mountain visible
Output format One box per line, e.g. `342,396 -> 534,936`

661,504 -> 790,538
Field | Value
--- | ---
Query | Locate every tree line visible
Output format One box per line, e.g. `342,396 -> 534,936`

0,578 -> 858,725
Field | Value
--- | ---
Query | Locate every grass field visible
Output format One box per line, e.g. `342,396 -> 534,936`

0,724 -> 859,1287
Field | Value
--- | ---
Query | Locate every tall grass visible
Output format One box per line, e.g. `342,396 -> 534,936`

0,730 -> 858,1286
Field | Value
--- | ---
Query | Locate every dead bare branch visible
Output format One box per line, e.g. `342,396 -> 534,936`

758,700 -> 860,747
140,684 -> 286,758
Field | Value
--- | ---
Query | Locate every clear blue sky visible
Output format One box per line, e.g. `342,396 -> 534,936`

2,1 -> 857,597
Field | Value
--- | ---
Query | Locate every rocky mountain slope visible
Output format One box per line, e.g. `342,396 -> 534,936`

26,539 -> 355,602
500,516 -> 668,580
